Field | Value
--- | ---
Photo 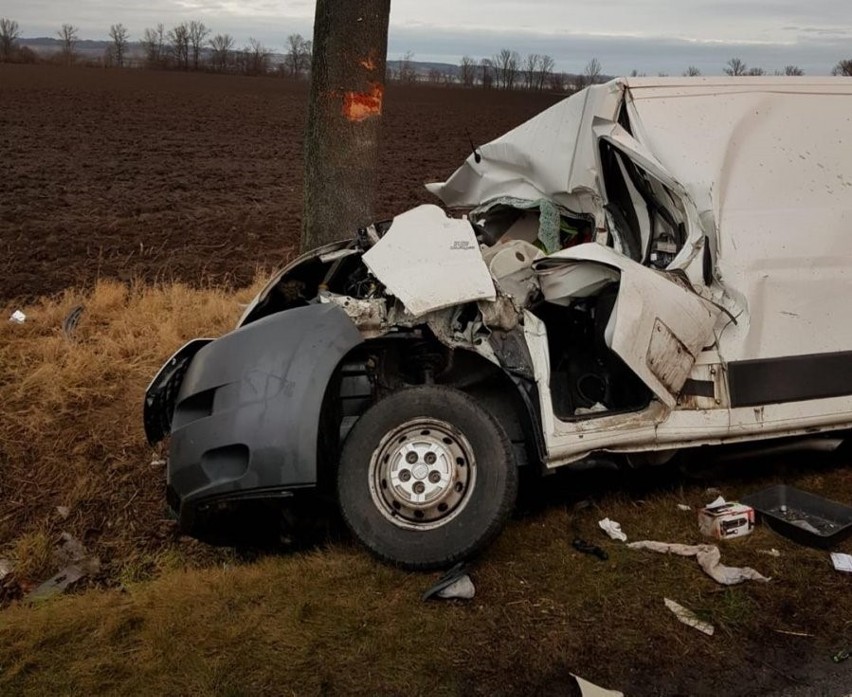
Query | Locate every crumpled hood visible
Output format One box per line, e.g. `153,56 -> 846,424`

426,80 -> 625,211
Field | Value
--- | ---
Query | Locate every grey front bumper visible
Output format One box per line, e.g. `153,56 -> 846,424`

144,304 -> 364,533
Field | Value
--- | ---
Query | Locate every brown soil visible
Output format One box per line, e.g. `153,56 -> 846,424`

0,64 -> 560,303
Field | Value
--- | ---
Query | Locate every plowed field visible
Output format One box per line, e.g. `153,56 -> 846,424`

0,65 -> 560,302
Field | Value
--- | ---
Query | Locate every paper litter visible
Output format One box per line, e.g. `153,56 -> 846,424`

598,518 -> 627,542
664,598 -> 715,636
628,540 -> 770,585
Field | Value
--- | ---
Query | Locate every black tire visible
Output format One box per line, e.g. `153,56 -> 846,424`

337,385 -> 518,569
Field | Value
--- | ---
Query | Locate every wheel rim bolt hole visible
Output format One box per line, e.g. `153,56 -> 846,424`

413,482 -> 426,495
405,451 -> 418,464
399,470 -> 411,482
428,471 -> 441,484
424,452 -> 437,465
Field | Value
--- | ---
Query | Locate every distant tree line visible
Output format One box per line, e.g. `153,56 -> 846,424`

0,17 -> 313,79
2,17 -> 852,85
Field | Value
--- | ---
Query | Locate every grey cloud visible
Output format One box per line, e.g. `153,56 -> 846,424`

3,0 -> 850,74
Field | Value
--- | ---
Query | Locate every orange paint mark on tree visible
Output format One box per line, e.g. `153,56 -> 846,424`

342,82 -> 384,122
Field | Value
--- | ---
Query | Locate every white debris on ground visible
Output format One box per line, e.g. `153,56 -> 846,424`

436,574 -> 476,599
9,309 -> 26,324
831,553 -> 852,573
664,598 -> 715,636
598,518 -> 627,542
628,540 -> 770,585
571,673 -> 625,696
677,504 -> 692,511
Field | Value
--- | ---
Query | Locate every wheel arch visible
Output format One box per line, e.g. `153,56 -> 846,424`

317,334 -> 546,492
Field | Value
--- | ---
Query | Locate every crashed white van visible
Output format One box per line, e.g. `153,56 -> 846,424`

145,77 -> 852,568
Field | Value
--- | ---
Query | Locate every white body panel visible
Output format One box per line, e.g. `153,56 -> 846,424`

428,78 -> 852,466
363,205 -> 496,317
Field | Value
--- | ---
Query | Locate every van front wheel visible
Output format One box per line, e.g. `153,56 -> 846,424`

337,385 -> 518,569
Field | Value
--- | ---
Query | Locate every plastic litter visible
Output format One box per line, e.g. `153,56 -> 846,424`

598,518 -> 627,542
832,648 -> 850,664
628,540 -> 770,585
26,533 -> 100,602
831,552 -> 852,573
9,310 -> 26,324
677,504 -> 692,511
664,597 -> 715,636
422,562 -> 475,601
62,304 -> 84,336
759,548 -> 782,558
437,575 -> 475,600
571,673 -> 624,696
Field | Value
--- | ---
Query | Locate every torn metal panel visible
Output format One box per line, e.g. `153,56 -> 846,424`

362,205 -> 496,317
535,243 -> 720,407
426,81 -> 625,211
318,290 -> 388,338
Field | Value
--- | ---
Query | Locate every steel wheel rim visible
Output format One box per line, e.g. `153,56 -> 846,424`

368,417 -> 476,530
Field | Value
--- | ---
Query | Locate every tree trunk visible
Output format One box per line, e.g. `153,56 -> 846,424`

301,0 -> 391,252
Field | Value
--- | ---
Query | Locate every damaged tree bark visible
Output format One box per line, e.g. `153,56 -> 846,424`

301,0 -> 391,252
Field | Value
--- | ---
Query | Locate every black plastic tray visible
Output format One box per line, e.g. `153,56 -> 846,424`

741,485 -> 852,549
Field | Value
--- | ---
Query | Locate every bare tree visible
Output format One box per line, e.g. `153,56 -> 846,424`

142,24 -> 166,68
459,55 -> 477,87
536,54 -> 555,90
479,58 -> 493,89
397,50 -> 417,84
831,59 -> 852,76
0,18 -> 21,62
208,33 -> 234,72
57,24 -> 78,65
493,48 -> 520,89
285,33 -> 312,79
427,67 -> 444,84
188,21 -> 209,70
782,65 -> 804,76
168,23 -> 190,70
746,67 -> 765,76
522,53 -> 540,90
683,65 -> 701,76
548,70 -> 566,92
724,57 -> 748,76
579,57 -> 602,88
244,37 -> 269,76
108,23 -> 129,67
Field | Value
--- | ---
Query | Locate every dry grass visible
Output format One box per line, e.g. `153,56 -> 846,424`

0,281 -> 851,695
0,278 -> 268,585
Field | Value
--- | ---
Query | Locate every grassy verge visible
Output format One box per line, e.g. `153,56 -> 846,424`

0,279 -> 267,587
0,282 -> 850,695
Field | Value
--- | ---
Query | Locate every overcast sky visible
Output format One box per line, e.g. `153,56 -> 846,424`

7,0 -> 851,75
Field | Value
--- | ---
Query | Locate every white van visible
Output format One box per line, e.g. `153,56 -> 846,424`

145,77 -> 852,568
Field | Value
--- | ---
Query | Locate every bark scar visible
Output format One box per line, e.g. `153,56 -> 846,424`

342,82 -> 384,122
